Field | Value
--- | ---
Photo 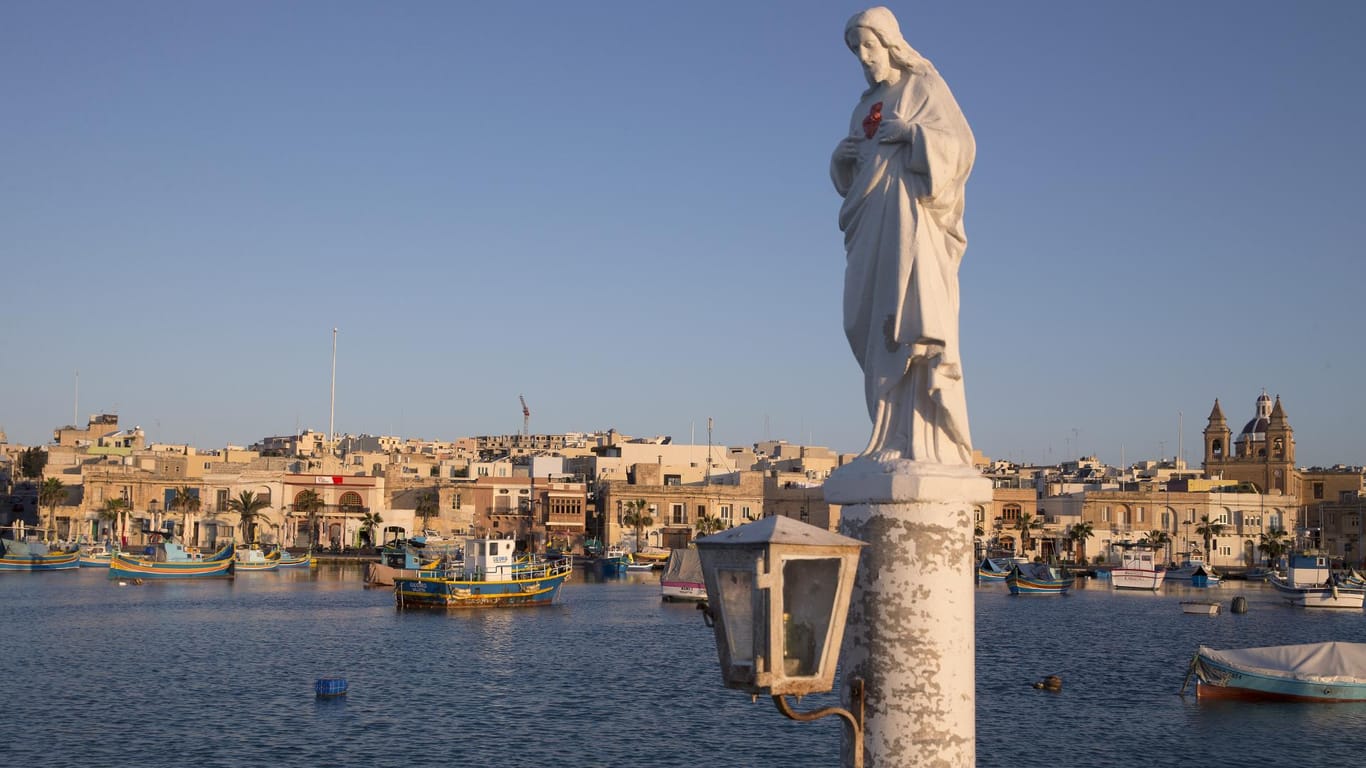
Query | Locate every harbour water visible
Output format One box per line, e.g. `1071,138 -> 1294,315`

4,566 -> 1366,767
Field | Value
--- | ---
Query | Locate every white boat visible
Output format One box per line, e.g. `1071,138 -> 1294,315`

1181,601 -> 1221,615
1110,543 -> 1165,591
1188,642 -> 1366,701
1269,552 -> 1364,609
660,547 -> 705,602
1166,553 -> 1221,586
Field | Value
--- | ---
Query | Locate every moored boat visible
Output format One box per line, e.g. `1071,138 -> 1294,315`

0,534 -> 80,572
1006,563 -> 1073,595
1188,642 -> 1366,701
394,536 -> 572,609
598,545 -> 629,575
976,556 -> 1013,583
234,545 -> 280,572
1181,601 -> 1221,615
78,543 -> 117,567
276,549 -> 314,568
108,541 -> 235,580
1268,551 -> 1364,609
1110,543 -> 1166,591
660,547 -> 705,602
1166,553 -> 1221,586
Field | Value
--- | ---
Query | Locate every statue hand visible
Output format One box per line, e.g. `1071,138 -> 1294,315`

833,136 -> 861,163
876,117 -> 914,144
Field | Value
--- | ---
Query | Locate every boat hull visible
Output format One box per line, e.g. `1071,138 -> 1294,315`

0,551 -> 80,571
1194,643 -> 1366,702
1006,568 -> 1073,595
1112,568 -> 1166,591
661,581 -> 707,602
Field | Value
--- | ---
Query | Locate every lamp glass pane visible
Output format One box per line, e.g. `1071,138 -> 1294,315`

781,557 -> 840,677
716,568 -> 754,665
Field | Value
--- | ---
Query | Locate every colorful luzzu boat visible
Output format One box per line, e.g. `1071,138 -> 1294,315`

0,536 -> 80,572
276,549 -> 315,568
78,544 -> 117,568
1006,563 -> 1073,595
395,536 -> 571,609
234,545 -> 280,572
108,540 -> 235,580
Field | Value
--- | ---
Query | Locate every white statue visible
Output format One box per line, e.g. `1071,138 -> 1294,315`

831,6 -> 975,465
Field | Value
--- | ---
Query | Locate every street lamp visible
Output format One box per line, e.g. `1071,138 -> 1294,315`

695,516 -> 866,766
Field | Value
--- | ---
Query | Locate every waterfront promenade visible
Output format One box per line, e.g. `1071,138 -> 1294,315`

4,566 -> 1366,767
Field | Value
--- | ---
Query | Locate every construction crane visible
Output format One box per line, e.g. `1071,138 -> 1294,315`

519,395 -> 530,437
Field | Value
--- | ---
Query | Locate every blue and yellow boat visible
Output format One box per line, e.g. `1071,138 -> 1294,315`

276,549 -> 315,568
109,541 -> 235,580
0,535 -> 80,572
1006,563 -> 1073,595
395,536 -> 571,609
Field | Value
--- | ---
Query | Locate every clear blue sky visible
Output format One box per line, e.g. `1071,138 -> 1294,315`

3,1 -> 1363,469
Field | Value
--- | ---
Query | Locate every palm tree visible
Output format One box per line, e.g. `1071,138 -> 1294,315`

293,489 -> 325,548
1141,529 -> 1172,564
359,511 -> 383,549
98,498 -> 128,546
170,485 -> 201,541
622,499 -> 653,551
227,491 -> 271,544
1194,514 -> 1227,563
1068,521 -> 1095,564
415,491 -> 437,533
1014,513 -> 1042,558
38,477 -> 66,542
695,513 -> 725,537
1258,527 -> 1290,567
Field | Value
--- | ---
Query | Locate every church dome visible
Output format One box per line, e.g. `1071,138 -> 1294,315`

1236,391 -> 1274,443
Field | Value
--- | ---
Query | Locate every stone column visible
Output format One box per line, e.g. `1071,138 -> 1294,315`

825,459 -> 991,768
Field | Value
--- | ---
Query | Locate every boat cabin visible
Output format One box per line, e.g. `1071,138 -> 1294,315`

1286,551 -> 1332,587
462,536 -> 520,580
1115,543 -> 1159,571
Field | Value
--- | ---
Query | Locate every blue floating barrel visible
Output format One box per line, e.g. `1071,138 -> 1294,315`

315,678 -> 348,698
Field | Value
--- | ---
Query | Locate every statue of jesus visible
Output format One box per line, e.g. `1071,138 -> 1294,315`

831,6 -> 976,465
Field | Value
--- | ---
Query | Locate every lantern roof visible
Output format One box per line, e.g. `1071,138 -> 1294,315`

696,515 -> 865,550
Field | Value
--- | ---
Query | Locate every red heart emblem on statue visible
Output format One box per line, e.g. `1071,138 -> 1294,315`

862,101 -> 883,139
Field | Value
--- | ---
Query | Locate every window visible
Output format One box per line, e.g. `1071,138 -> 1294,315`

1314,482 -> 1324,500
1101,507 -> 1110,523
741,506 -> 753,520
664,475 -> 682,486
672,504 -> 686,525
697,505 -> 706,519
1135,507 -> 1144,523
720,505 -> 732,522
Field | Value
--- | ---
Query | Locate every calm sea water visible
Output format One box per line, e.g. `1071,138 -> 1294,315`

3,567 -> 1366,767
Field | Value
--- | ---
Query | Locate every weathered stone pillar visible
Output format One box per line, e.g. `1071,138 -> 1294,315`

826,460 -> 991,768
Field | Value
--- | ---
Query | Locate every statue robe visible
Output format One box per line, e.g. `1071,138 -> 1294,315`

831,61 -> 975,464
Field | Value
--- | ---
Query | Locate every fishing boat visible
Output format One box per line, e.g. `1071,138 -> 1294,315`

976,556 -> 1013,583
1268,551 -> 1365,609
1186,642 -> 1366,701
1180,601 -> 1221,615
625,558 -> 655,572
632,547 -> 671,564
0,534 -> 80,572
394,536 -> 572,609
78,543 -> 116,567
234,545 -> 280,572
1110,543 -> 1166,591
660,547 -> 705,602
276,549 -> 314,568
1166,553 -> 1221,586
108,541 -> 235,580
598,545 -> 629,575
1006,563 -> 1073,595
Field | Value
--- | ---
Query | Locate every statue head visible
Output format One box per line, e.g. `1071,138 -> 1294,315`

844,6 -> 929,84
